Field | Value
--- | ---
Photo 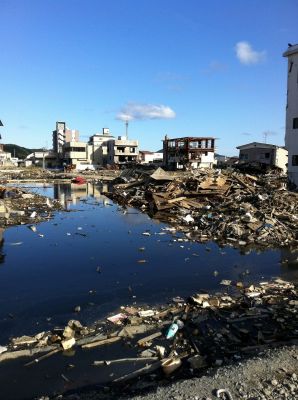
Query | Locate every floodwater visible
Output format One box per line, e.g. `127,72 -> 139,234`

0,182 -> 297,399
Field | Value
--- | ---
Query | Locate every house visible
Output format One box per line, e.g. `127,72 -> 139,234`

0,144 -> 14,166
283,43 -> 298,187
236,142 -> 288,172
107,136 -> 139,165
163,136 -> 215,170
139,150 -> 163,164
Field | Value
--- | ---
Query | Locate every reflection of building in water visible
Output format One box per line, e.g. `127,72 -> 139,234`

0,228 -> 5,264
279,248 -> 298,282
53,183 -> 104,208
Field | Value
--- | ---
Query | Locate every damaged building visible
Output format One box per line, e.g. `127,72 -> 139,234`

163,136 -> 215,170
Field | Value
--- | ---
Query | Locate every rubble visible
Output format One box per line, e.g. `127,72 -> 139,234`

0,277 -> 296,393
105,167 -> 298,248
0,185 -> 63,228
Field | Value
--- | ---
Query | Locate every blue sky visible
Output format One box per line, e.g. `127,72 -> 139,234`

0,0 -> 297,155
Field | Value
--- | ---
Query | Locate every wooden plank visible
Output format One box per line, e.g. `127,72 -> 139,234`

81,336 -> 121,349
93,357 -> 158,366
113,360 -> 162,383
137,332 -> 162,346
167,196 -> 187,204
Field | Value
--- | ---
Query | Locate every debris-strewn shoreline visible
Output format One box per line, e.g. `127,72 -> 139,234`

0,167 -> 297,399
0,278 -> 297,399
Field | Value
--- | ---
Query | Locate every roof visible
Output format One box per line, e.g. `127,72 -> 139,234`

164,136 -> 215,141
283,44 -> 298,57
139,150 -> 154,154
236,142 -> 286,150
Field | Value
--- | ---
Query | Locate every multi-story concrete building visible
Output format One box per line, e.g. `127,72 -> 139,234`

52,122 -> 79,155
88,128 -> 114,166
107,136 -> 139,165
283,44 -> 298,187
163,136 -> 215,170
63,141 -> 89,169
236,142 -> 288,173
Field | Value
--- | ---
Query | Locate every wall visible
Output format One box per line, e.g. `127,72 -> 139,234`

285,49 -> 298,186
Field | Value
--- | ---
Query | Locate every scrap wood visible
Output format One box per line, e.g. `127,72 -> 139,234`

113,360 -> 162,383
93,356 -> 159,366
152,194 -> 174,210
137,331 -> 162,346
24,347 -> 61,367
233,174 -> 255,193
0,345 -> 58,363
81,336 -> 121,349
178,199 -> 205,209
115,178 -> 147,190
167,196 -> 187,204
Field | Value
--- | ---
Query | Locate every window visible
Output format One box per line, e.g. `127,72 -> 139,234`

130,147 -> 135,153
70,147 -> 85,152
189,141 -> 198,148
177,141 -> 185,148
168,140 -> 175,148
289,61 -> 293,73
265,153 -> 270,159
293,118 -> 298,129
240,153 -> 248,160
292,155 -> 298,166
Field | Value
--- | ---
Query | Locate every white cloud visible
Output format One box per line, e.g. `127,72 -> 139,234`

235,41 -> 266,65
241,132 -> 252,136
116,103 -> 176,121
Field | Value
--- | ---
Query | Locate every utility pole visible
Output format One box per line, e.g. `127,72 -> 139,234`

0,120 -> 3,141
125,120 -> 128,139
42,147 -> 46,169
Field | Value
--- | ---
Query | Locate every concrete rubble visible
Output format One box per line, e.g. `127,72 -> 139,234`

0,278 -> 297,394
106,167 -> 298,249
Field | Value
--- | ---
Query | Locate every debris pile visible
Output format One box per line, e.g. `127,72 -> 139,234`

0,186 -> 63,228
0,278 -> 297,388
0,167 -> 55,181
107,168 -> 298,248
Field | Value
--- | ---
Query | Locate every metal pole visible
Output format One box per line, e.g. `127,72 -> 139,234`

42,148 -> 45,169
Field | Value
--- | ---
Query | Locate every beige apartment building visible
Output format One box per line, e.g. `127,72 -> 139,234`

107,136 -> 139,165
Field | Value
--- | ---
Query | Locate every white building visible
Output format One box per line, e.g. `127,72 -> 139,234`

88,128 -> 114,166
63,141 -> 89,169
139,150 -> 163,164
283,44 -> 298,187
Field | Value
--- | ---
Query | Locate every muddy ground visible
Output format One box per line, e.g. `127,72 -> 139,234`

59,345 -> 298,400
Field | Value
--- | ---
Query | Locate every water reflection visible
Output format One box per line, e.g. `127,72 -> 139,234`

0,228 -> 5,264
53,182 -> 109,208
280,248 -> 298,282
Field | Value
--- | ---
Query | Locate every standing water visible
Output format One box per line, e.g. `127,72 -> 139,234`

0,182 -> 297,344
